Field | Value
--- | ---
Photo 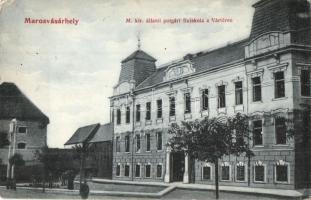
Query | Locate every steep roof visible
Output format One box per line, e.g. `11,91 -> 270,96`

121,50 -> 156,63
0,82 -> 49,124
64,123 -> 100,145
250,0 -> 311,39
136,39 -> 248,90
88,123 -> 113,143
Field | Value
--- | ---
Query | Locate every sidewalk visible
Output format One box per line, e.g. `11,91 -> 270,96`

91,178 -> 306,199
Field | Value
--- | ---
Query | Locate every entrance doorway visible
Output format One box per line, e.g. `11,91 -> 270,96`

170,152 -> 185,182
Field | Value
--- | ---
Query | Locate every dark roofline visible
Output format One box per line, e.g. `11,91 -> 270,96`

64,123 -> 100,145
121,50 -> 157,63
135,38 -> 249,91
0,82 -> 49,124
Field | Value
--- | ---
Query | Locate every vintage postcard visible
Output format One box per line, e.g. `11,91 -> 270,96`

0,0 -> 311,199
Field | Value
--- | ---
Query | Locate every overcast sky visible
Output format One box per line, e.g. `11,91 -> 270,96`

0,0 -> 257,147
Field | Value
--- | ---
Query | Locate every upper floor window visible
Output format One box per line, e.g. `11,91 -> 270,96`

252,77 -> 262,102
184,92 -> 191,113
136,134 -> 141,152
125,135 -> 130,152
201,89 -> 209,111
116,136 -> 121,152
169,96 -> 176,117
218,85 -> 226,108
157,99 -> 162,118
18,127 -> 27,134
136,104 -> 141,122
146,102 -> 151,121
116,109 -> 121,125
146,133 -> 151,152
126,106 -> 130,124
301,70 -> 311,96
156,132 -> 162,150
275,117 -> 286,145
235,81 -> 243,105
274,71 -> 285,98
253,120 -> 263,146
17,142 -> 26,149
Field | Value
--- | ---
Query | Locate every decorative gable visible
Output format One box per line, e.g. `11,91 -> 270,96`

245,32 -> 290,58
164,60 -> 195,81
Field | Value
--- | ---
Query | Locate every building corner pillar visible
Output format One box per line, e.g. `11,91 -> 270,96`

164,151 -> 170,183
183,153 -> 189,183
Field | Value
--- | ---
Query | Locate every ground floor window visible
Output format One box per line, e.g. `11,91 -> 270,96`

221,163 -> 230,181
135,164 -> 141,178
124,164 -> 130,177
236,162 -> 246,182
145,164 -> 151,178
275,160 -> 289,183
202,166 -> 211,180
156,164 -> 162,178
116,164 -> 121,177
254,161 -> 265,182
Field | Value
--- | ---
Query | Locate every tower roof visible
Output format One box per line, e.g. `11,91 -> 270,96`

250,0 -> 311,39
121,50 -> 156,63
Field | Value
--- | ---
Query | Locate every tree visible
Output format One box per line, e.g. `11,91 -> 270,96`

72,143 -> 89,186
168,113 -> 253,199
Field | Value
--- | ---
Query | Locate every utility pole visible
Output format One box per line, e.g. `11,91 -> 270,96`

6,119 -> 16,189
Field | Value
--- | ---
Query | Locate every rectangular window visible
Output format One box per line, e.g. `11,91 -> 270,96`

221,166 -> 230,181
253,120 -> 263,146
124,164 -> 130,177
17,143 -> 26,149
146,133 -> 151,152
275,118 -> 286,145
236,165 -> 245,181
235,81 -> 243,105
276,165 -> 288,182
135,165 -> 141,177
126,106 -> 130,124
156,132 -> 162,150
169,96 -> 176,116
146,102 -> 151,120
202,166 -> 211,180
116,136 -> 121,152
18,127 -> 27,134
136,104 -> 141,122
145,165 -> 151,178
157,99 -> 162,118
116,109 -> 121,125
301,70 -> 310,96
136,134 -> 141,152
184,92 -> 191,113
275,71 -> 285,98
116,164 -> 121,176
156,165 -> 162,178
202,89 -> 209,110
218,85 -> 226,108
252,77 -> 262,102
125,135 -> 130,152
255,165 -> 265,182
